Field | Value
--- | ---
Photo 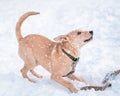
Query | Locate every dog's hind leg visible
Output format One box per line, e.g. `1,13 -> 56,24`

30,69 -> 43,78
21,57 -> 37,82
21,65 -> 35,82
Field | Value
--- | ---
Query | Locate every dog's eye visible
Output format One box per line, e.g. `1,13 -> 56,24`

77,32 -> 81,35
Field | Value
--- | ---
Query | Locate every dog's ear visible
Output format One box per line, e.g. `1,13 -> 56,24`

54,35 -> 69,43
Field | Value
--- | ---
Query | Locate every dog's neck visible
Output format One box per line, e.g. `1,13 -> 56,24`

61,42 -> 79,57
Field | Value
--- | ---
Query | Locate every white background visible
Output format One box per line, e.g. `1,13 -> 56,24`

0,0 -> 120,96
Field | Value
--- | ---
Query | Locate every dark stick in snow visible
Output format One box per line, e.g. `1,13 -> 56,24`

80,83 -> 111,91
80,69 -> 120,91
102,69 -> 120,84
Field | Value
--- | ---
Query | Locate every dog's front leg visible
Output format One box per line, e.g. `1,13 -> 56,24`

68,74 -> 87,84
51,73 -> 78,93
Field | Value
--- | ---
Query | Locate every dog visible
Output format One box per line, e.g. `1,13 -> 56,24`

16,11 -> 93,93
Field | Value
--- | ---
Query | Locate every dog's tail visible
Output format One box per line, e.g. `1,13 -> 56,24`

16,11 -> 40,42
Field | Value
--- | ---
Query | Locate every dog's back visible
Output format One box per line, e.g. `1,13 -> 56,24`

19,34 -> 53,70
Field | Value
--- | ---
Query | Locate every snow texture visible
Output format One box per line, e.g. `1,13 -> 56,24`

0,0 -> 120,96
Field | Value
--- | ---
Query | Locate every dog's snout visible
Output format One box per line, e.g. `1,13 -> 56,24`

89,31 -> 93,35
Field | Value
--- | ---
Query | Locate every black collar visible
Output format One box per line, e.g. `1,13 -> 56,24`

62,49 -> 79,62
62,49 -> 79,77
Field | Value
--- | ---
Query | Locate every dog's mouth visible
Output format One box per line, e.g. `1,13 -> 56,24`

84,36 -> 93,42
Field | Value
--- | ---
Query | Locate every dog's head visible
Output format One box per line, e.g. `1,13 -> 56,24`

54,30 -> 93,48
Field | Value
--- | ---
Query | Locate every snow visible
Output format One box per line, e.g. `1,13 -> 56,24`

0,0 -> 120,96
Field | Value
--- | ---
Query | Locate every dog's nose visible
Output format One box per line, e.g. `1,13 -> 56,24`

89,30 -> 93,35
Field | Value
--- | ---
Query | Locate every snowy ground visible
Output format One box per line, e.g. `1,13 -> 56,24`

0,0 -> 120,96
